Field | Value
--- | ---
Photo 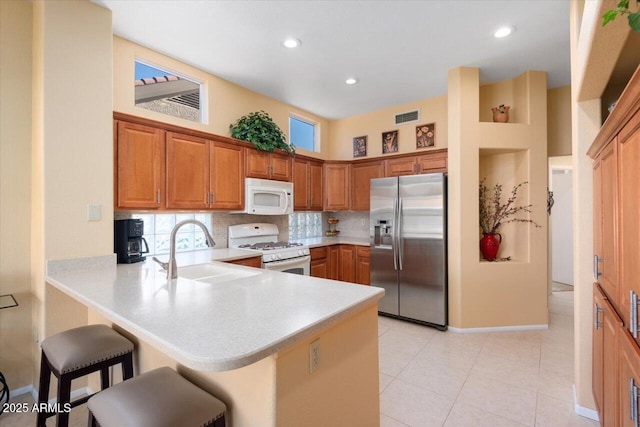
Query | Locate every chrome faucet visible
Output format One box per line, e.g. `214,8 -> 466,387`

152,219 -> 216,279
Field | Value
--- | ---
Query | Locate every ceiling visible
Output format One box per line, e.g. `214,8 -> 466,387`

94,0 -> 571,120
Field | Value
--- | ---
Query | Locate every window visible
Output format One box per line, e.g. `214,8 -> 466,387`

134,60 -> 203,123
131,213 -> 213,256
288,213 -> 322,239
289,115 -> 318,152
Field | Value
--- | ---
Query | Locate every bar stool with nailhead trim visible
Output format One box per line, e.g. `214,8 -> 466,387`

36,324 -> 134,427
87,367 -> 226,427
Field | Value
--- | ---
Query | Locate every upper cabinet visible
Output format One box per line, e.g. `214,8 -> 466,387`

115,121 -> 165,209
384,149 -> 447,176
293,157 -> 323,211
166,132 -> 210,210
210,141 -> 245,210
324,163 -> 350,211
351,160 -> 384,211
246,150 -> 292,182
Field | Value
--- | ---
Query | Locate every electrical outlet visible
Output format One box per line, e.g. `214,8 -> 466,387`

309,339 -> 320,373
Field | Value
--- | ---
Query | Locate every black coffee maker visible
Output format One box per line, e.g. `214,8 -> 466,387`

114,219 -> 149,264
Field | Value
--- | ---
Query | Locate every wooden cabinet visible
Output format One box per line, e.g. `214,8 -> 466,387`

210,141 -> 244,210
293,157 -> 323,211
593,142 -> 619,309
355,246 -> 370,285
589,66 -> 640,426
351,161 -> 384,211
246,149 -> 292,182
115,121 -> 164,209
166,132 -> 210,210
619,113 -> 640,347
338,245 -> 357,283
225,257 -> 262,268
328,246 -> 339,280
384,150 -> 447,177
593,284 -> 622,426
324,163 -> 350,211
310,247 -> 329,279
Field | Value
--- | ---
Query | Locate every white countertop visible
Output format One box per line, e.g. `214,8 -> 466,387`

291,236 -> 370,248
45,254 -> 383,372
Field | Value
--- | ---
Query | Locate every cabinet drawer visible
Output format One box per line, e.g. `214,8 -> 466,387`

356,246 -> 370,258
310,247 -> 328,260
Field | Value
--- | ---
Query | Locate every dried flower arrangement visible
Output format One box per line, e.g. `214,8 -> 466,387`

479,178 -> 541,234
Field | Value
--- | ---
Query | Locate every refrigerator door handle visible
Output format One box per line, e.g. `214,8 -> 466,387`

398,196 -> 404,270
393,196 -> 398,271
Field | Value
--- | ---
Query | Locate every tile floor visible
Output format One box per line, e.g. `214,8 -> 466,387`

378,291 -> 598,427
1,292 -> 596,427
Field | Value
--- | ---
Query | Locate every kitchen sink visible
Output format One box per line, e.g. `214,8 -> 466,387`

178,263 -> 261,283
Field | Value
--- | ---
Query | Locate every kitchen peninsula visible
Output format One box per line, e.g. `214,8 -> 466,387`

45,251 -> 383,426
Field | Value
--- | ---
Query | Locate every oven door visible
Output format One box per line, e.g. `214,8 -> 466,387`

262,255 -> 310,276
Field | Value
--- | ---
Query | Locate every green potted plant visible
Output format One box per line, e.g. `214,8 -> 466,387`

479,178 -> 541,261
602,0 -> 640,32
229,110 -> 295,156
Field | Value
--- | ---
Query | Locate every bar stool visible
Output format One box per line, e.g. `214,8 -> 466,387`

36,324 -> 134,427
88,367 -> 226,427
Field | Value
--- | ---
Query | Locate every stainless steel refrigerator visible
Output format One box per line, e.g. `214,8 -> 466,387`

370,173 -> 447,330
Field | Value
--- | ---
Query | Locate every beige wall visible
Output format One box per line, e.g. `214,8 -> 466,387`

113,37 -> 331,160
0,0 -> 34,391
448,68 -> 548,329
329,95 -> 447,160
548,86 -> 573,156
569,0 -> 632,414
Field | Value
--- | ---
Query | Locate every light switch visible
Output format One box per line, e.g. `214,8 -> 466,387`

87,204 -> 102,222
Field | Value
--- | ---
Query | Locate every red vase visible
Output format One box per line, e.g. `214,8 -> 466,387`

480,233 -> 502,261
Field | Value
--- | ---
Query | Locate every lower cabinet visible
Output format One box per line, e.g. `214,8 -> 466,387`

310,245 -> 369,285
619,327 -> 640,427
224,257 -> 262,268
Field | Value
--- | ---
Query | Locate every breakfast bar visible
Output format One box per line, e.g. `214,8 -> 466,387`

45,253 -> 383,426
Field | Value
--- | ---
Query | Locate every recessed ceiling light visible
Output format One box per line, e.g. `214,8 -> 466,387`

345,78 -> 359,85
494,26 -> 515,38
282,38 -> 301,48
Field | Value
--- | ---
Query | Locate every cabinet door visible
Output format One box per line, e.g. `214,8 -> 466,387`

166,132 -> 209,210
245,149 -> 271,179
210,142 -> 244,210
116,121 -> 164,209
619,327 -> 640,427
594,284 -> 622,426
338,245 -> 356,283
311,259 -> 328,279
356,246 -> 370,286
269,152 -> 292,182
351,161 -> 384,211
225,257 -> 262,268
324,164 -> 350,210
595,142 -> 619,308
309,160 -> 324,211
385,157 -> 417,177
293,158 -> 310,211
619,120 -> 640,345
416,152 -> 447,173
328,246 -> 340,280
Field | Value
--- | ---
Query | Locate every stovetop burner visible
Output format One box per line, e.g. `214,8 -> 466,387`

239,241 -> 304,251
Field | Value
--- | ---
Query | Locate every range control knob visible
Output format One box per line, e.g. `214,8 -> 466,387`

277,254 -> 282,260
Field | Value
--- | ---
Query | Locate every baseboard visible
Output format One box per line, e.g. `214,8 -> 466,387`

7,384 -> 94,404
573,385 -> 599,421
448,324 -> 549,333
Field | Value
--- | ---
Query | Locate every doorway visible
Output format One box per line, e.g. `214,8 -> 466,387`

549,158 -> 574,290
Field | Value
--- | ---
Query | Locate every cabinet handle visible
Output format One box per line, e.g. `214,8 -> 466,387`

156,189 -> 161,204
594,255 -> 603,280
594,303 -> 603,330
211,192 -> 215,204
631,378 -> 639,426
631,291 -> 640,339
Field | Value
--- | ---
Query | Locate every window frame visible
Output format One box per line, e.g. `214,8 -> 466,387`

289,113 -> 320,153
134,58 -> 207,124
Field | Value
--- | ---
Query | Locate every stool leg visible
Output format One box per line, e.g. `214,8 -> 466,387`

100,367 -> 110,390
36,352 -> 51,427
122,352 -> 134,380
56,374 -> 72,427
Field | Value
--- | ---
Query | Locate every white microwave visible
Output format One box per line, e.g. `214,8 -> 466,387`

238,178 -> 293,215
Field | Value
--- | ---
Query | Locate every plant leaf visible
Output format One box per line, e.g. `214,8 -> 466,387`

602,9 -> 619,26
629,12 -> 640,31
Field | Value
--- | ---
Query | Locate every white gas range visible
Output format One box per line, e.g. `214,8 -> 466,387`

228,223 -> 310,275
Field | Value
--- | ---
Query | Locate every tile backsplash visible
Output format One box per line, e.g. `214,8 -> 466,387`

329,212 -> 370,239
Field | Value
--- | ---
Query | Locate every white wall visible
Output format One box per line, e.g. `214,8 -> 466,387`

550,165 -> 574,285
